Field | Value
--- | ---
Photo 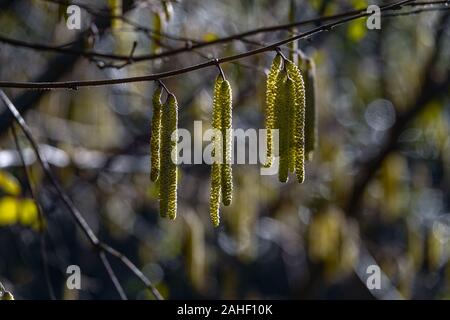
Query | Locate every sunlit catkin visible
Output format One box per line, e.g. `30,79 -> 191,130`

264,54 -> 282,167
274,71 -> 289,183
159,93 -> 178,220
220,79 -> 233,206
286,60 -> 306,183
210,163 -> 221,227
304,59 -> 317,160
150,86 -> 162,182
210,76 -> 223,227
287,76 -> 297,175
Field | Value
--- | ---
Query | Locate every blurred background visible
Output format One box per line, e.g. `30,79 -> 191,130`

0,0 -> 449,299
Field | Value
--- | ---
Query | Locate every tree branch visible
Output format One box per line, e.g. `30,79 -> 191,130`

0,0 -> 423,90
2,1 -> 445,66
0,1 -> 138,136
10,125 -> 56,300
0,90 -> 164,300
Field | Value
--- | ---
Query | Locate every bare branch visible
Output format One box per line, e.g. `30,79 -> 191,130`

99,251 -> 127,300
10,125 -> 56,300
0,0 -> 425,90
2,0 -> 444,67
0,90 -> 164,300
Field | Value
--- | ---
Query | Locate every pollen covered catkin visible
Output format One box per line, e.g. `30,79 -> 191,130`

304,59 -> 317,160
159,93 -> 178,220
275,71 -> 289,183
264,54 -> 282,168
150,86 -> 162,182
220,79 -> 233,206
210,75 -> 224,227
287,76 -> 297,175
286,60 -> 306,183
210,162 -> 221,227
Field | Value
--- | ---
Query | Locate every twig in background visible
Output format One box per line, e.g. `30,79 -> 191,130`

10,125 -> 56,300
0,90 -> 164,301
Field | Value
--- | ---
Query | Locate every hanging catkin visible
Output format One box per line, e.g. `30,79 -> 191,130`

286,60 -> 306,183
220,79 -> 233,206
274,71 -> 290,183
210,75 -> 223,227
264,54 -> 282,168
150,85 -> 162,182
287,76 -> 297,175
210,163 -> 221,227
264,54 -> 307,183
159,93 -> 178,220
303,59 -> 317,160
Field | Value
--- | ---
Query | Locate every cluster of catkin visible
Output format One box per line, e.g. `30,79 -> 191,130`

265,53 -> 307,183
149,52 -> 316,227
150,85 -> 178,220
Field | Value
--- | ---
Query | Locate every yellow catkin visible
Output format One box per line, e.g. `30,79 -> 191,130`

210,76 -> 223,227
220,79 -> 233,206
264,54 -> 282,168
210,163 -> 221,227
286,60 -> 306,183
159,94 -> 178,220
107,0 -> 123,30
304,59 -> 317,160
274,71 -> 289,183
150,86 -> 163,182
287,76 -> 297,174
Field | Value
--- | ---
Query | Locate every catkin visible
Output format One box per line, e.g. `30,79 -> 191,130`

150,86 -> 163,182
287,76 -> 297,175
274,71 -> 289,183
286,60 -> 306,183
304,59 -> 317,160
264,54 -> 282,168
210,163 -> 221,227
220,79 -> 233,206
159,93 -> 178,220
210,76 -> 223,227
263,56 -> 307,183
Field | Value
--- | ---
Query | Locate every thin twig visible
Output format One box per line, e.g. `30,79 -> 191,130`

99,243 -> 164,300
98,251 -> 127,300
214,59 -> 226,79
0,90 -> 164,300
2,0 -> 443,66
10,125 -> 56,300
42,0 -> 194,44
